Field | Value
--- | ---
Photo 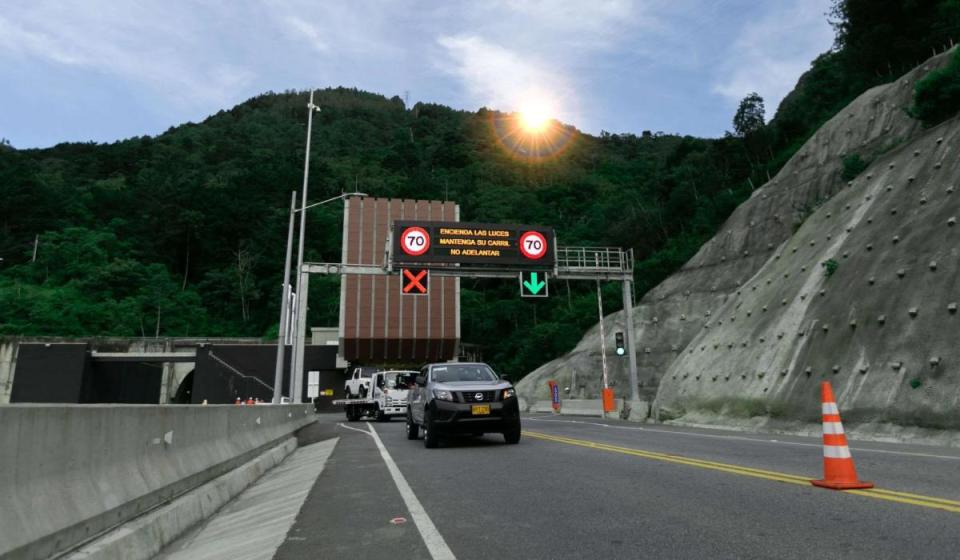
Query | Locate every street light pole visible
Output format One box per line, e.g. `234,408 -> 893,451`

290,90 -> 319,397
272,190 -> 297,404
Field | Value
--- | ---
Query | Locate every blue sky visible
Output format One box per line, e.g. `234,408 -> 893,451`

1,0 -> 834,149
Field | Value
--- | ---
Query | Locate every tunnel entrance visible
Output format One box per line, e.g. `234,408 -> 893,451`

172,370 -> 195,404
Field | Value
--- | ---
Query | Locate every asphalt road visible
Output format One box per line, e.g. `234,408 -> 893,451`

274,413 -> 960,560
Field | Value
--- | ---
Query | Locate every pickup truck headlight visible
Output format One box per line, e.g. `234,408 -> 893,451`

433,389 -> 455,402
502,388 -> 516,399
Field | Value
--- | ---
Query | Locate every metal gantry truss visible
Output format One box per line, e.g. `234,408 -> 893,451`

292,246 -> 640,405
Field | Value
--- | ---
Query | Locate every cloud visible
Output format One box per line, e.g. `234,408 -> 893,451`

712,1 -> 834,114
0,3 -> 256,107
493,0 -> 640,46
436,35 -> 571,119
266,1 -> 402,59
282,16 -> 330,54
0,15 -> 83,64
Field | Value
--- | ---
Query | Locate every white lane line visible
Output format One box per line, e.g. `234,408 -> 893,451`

337,422 -> 375,436
524,417 -> 960,461
367,423 -> 456,560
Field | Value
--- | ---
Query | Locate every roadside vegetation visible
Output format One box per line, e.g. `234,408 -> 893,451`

841,154 -> 869,181
911,47 -> 960,126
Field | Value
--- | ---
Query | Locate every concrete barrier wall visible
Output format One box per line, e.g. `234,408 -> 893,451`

0,404 -> 315,560
555,398 -> 624,417
0,341 -> 16,404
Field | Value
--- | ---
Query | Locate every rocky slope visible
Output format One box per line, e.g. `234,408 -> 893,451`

518,49 -> 960,429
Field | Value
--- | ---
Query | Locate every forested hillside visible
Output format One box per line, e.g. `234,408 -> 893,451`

2,0 -> 957,378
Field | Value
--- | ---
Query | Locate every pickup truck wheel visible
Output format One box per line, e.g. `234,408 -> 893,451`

503,427 -> 521,445
423,410 -> 439,449
359,386 -> 368,398
406,413 -> 419,440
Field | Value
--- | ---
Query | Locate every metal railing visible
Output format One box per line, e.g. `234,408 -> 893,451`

556,246 -> 634,273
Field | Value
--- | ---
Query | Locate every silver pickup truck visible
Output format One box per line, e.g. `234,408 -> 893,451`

406,362 -> 521,448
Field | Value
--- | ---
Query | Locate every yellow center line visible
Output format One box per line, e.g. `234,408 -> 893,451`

523,430 -> 960,514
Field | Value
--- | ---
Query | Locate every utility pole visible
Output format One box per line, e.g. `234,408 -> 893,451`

32,234 -> 38,262
290,90 -> 319,398
273,190 -> 297,404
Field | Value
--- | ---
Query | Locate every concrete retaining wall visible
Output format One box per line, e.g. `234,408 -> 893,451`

0,404 -> 315,560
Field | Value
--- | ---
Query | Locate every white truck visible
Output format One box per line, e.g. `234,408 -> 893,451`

334,370 -> 416,422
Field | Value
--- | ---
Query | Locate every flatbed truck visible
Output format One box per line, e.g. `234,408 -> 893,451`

333,370 -> 416,422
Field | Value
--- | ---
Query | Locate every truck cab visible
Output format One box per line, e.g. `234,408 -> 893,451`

337,369 -> 417,422
369,370 -> 415,421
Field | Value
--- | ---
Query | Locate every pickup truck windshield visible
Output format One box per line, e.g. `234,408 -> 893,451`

432,364 -> 498,383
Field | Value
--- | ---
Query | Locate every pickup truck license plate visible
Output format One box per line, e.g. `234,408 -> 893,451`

471,404 -> 491,415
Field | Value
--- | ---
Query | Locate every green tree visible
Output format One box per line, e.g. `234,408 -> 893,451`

732,93 -> 765,137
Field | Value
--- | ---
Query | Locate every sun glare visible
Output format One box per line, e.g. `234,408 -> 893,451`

518,98 -> 554,133
490,91 -> 573,160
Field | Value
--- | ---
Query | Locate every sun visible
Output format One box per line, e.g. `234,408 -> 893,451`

489,91 -> 574,160
518,97 -> 554,133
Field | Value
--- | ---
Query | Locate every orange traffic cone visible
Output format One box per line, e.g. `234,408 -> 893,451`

811,381 -> 873,490
235,398 -> 241,405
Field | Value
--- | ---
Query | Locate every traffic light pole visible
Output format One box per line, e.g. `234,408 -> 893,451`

596,277 -> 609,419
622,278 -> 640,402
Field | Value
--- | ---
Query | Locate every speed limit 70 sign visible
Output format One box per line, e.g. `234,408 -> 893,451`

399,226 -> 430,256
518,231 -> 548,260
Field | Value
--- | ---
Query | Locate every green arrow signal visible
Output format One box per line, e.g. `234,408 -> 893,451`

523,272 -> 546,295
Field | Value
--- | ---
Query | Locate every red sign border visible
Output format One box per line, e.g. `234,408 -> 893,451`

518,231 -> 548,260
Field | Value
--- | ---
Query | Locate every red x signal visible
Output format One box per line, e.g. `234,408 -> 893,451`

402,268 -> 428,295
